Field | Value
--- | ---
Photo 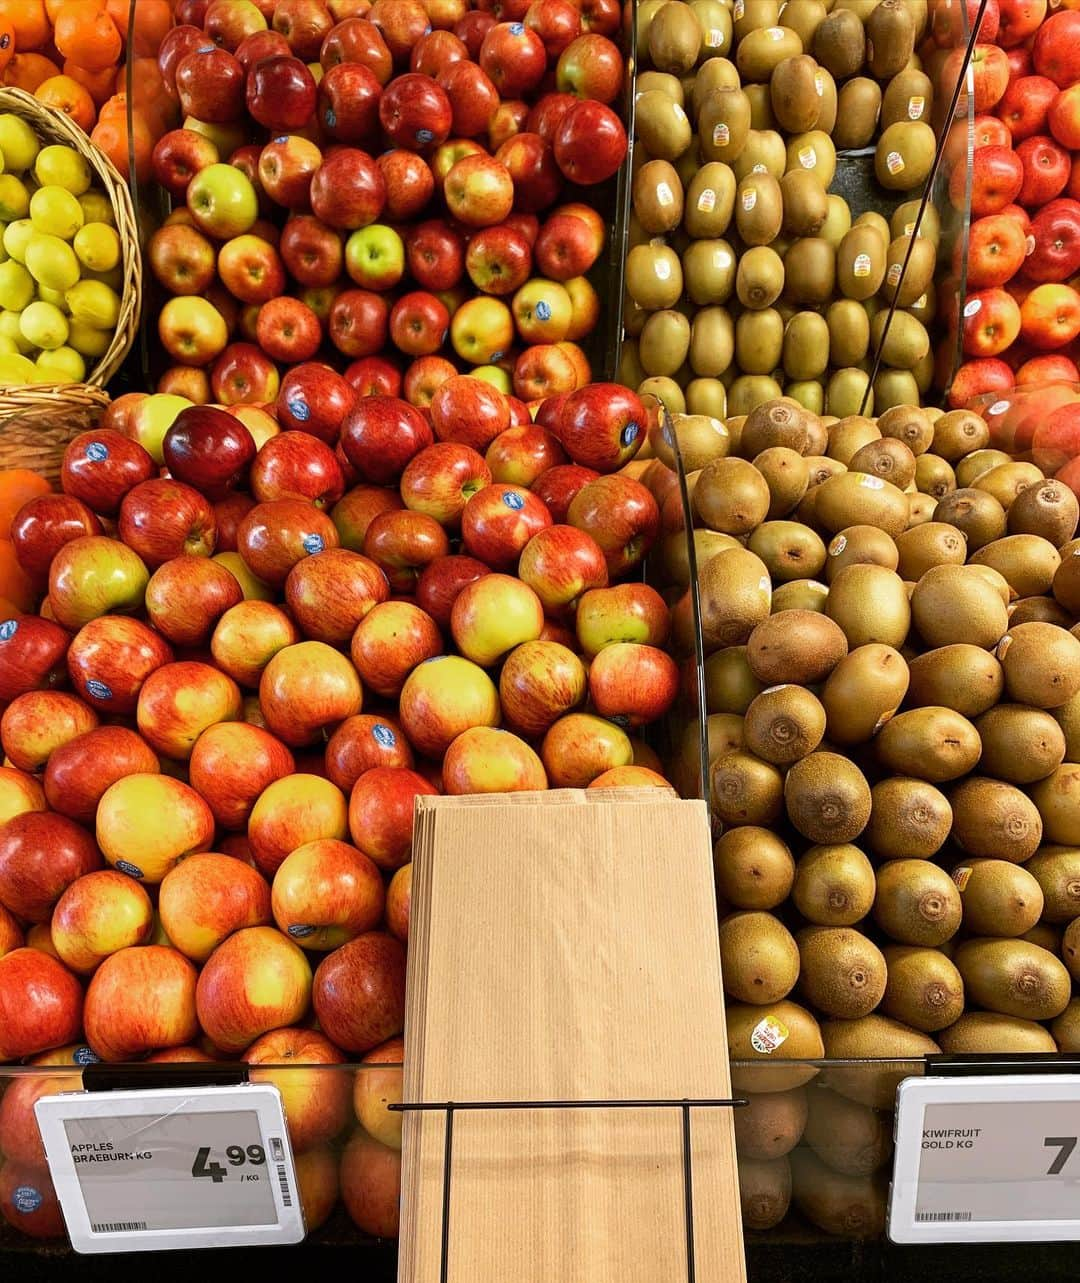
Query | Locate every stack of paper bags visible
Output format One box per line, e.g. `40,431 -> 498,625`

399,789 -> 746,1283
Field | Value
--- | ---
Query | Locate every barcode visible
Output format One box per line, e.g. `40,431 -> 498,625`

92,1220 -> 148,1233
276,1163 -> 292,1207
915,1211 -> 972,1222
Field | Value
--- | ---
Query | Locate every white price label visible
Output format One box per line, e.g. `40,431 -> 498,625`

35,1085 -> 304,1254
890,1074 -> 1080,1243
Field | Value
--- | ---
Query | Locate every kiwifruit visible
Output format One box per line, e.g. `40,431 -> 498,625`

877,404 -> 934,456
782,312 -> 830,383
711,750 -> 785,826
814,472 -> 910,539
705,645 -> 765,713
798,926 -> 886,1019
694,456 -> 772,534
736,307 -> 784,374
707,712 -> 746,762
827,415 -> 880,465
733,127 -> 788,180
968,561 -> 1012,609
865,0 -> 915,77
692,56 -> 742,115
737,244 -> 786,309
832,77 -> 881,150
637,70 -> 685,102
819,193 -> 852,251
698,546 -> 773,649
805,455 -> 846,489
881,946 -> 965,1032
998,622 -> 1080,709
639,309 -> 692,376
1026,846 -> 1080,922
949,777 -> 1043,863
1024,923 -> 1062,953
881,239 -> 936,312
737,25 -> 804,82
907,493 -> 937,527
891,199 -> 941,248
773,579 -> 829,612
866,777 -> 952,860
687,378 -> 730,420
906,644 -> 1004,717
782,237 -> 836,306
848,438 -> 917,489
790,1149 -> 887,1238
822,644 -> 910,744
931,409 -> 990,461
914,452 -> 956,500
875,120 -> 936,192
975,461 -> 1045,511
714,825 -> 795,909
803,1087 -> 893,1175
735,172 -> 782,248
836,226 -> 886,304
825,368 -> 873,419
1031,764 -> 1080,844
875,707 -> 981,783
747,610 -> 849,685
1053,544 -> 1080,613
820,1015 -> 940,1109
741,397 -> 816,456
938,1011 -> 1057,1054
894,522 -> 966,582
826,526 -> 900,581
753,447 -> 810,518
690,0 -> 734,59
728,375 -> 784,417
933,488 -> 1007,552
1009,596 -> 1073,627
738,1156 -> 792,1230
792,843 -> 876,926
648,0 -> 704,72
1008,478 -> 1079,545
952,859 -> 1044,938
782,0 -> 828,48
1063,918 -> 1080,982
785,751 -> 871,843
633,159 -> 684,235
955,448 -> 1013,488
954,939 -> 1071,1021
727,999 -> 825,1092
635,89 -> 694,160
881,68 -> 933,130
744,684 -> 827,764
733,0 -> 781,41
873,369 -> 921,414
1052,999 -> 1080,1050
689,305 -> 735,376
910,565 -> 1009,649
975,705 -> 1066,784
827,298 -> 871,367
826,564 -> 911,648
720,910 -> 801,1004
683,164 -> 736,240
663,529 -> 741,589
780,171 -> 828,242
972,534 -> 1061,599
626,242 -> 684,309
651,411 -> 731,473
1055,690 -> 1080,762
770,54 -> 822,133
874,858 -> 962,946
733,1086 -> 808,1160
812,8 -> 864,78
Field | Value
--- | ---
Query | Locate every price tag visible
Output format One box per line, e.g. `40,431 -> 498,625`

889,1074 -> 1080,1243
35,1084 -> 305,1254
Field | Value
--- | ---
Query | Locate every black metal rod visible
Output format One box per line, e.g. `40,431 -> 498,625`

390,1098 -> 745,1112
440,1105 -> 454,1283
682,1103 -> 696,1283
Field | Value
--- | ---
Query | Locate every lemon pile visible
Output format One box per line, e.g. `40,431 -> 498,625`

0,113 -> 123,385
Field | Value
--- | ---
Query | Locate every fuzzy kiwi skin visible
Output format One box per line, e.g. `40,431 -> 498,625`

881,946 -> 965,1033
802,1087 -> 893,1175
733,1086 -> 809,1160
739,1155 -> 792,1230
790,1149 -> 888,1239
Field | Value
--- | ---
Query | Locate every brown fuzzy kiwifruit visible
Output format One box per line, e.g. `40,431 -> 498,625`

754,446 -> 811,517
949,777 -> 1043,863
704,645 -> 765,714
693,455 -> 772,533
790,1149 -> 888,1238
1062,917 -> 1080,982
865,777 -> 952,860
748,520 -> 828,581
785,751 -> 871,843
772,579 -> 829,612
906,644 -> 1004,717
820,1015 -> 940,1109
997,622 -> 1080,709
714,826 -> 795,910
798,926 -> 887,1019
707,712 -> 746,762
1057,690 -> 1080,763
952,859 -> 1044,937
698,547 -> 773,649
1008,478 -> 1080,546
907,493 -> 938,527
874,858 -> 962,946
827,415 -> 880,465
727,1000 -> 825,1093
739,1156 -> 792,1230
826,564 -> 910,648
954,938 -> 1071,1022
740,397 -> 816,456
938,1012 -> 1057,1054
971,534 -> 1061,598
933,487 -> 1008,551
847,438 -> 917,490
894,521 -> 966,582
803,1087 -> 893,1176
720,910 -> 801,1005
1052,542 -> 1080,613
881,946 -> 965,1032
822,643 -> 909,744
711,751 -> 784,827
1008,596 -> 1073,627
746,609 -> 849,685
1052,999 -> 1080,1050
931,409 -> 990,461
954,448 -> 1012,487
744,684 -> 827,765
910,564 -> 1009,649
1026,846 -> 1080,923
813,472 -> 909,538
974,461 -> 1045,510
875,707 -> 982,783
975,705 -> 1066,784
914,452 -> 956,500
825,524 -> 900,581
1030,764 -> 1080,845
733,1086 -> 808,1160
877,404 -> 934,455
1023,922 -> 1062,954
792,843 -> 876,926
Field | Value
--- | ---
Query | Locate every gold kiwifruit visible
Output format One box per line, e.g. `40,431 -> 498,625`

733,1086 -> 808,1160
868,310 -> 930,371
1031,764 -> 1080,844
700,85 -> 752,162
938,1012 -> 1057,1054
692,56 -> 742,116
648,1 -> 703,73
953,859 -> 1044,938
822,644 -> 910,744
705,644 -> 765,713
1053,998 -> 1080,1049
744,684 -> 827,764
793,843 -> 876,926
875,120 -> 935,191
894,522 -> 966,581
813,472 -> 909,538
734,0 -> 781,40
690,0 -> 734,59
906,644 -> 1004,717
972,534 -> 1061,599
633,159 -> 684,235
690,304 -> 735,374
910,564 -> 1009,649
1053,543 -> 1080,613
877,404 -> 934,456
954,939 -> 1071,1022
635,89 -> 694,160
736,244 -> 785,308
684,162 -> 736,238
998,622 -> 1080,709
891,198 -> 940,247
626,242 -> 684,310
694,455 -> 772,533
773,578 -> 829,612
825,368 -> 873,419
737,24 -> 804,82
881,67 -> 933,130
697,546 -> 773,649
790,1150 -> 887,1238
733,127 -> 788,180
782,0 -> 828,47
1008,478 -> 1079,546
707,712 -> 746,762
1055,690 -> 1080,763
820,1015 -> 940,1109
747,609 -> 849,684
880,233 -> 935,307
741,397 -> 816,456
806,455 -> 846,488
826,564 -> 911,648
932,409 -> 991,461
781,169 -> 830,241
826,526 -> 901,581
872,369 -> 921,414
651,411 -> 730,472
950,777 -> 1043,863
720,910 -> 801,1004
637,70 -> 685,102
770,54 -> 822,133
975,705 -> 1067,784
865,0 -> 915,77
827,298 -> 871,367
1063,918 -> 1080,982
782,236 -> 836,305
874,859 -> 962,946
727,999 -> 825,1092
639,309 -> 692,376
832,77 -> 881,149
914,452 -> 956,500
803,1087 -> 893,1175
1026,846 -> 1080,923
828,416 -> 881,466
955,448 -> 1013,487
836,225 -> 886,303
785,751 -> 871,843
881,946 -> 965,1032
711,750 -> 784,826
875,707 -> 981,783
739,1156 -> 792,1230
736,307 -> 784,373
848,437 -> 917,489
798,926 -> 887,1019
749,520 -> 828,581
714,825 -> 795,909
975,461 -> 1044,510
1009,596 -> 1073,627
866,777 -> 952,860
663,529 -> 741,588
812,8 -> 864,78
687,377 -> 729,420
934,488 -> 1008,551
754,447 -> 811,517
907,493 -> 937,527
728,375 -> 784,417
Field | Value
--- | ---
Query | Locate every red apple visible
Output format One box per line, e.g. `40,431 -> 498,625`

345,356 -> 403,399
0,768 -> 46,828
310,147 -> 386,231
479,19 -> 546,97
250,432 -> 346,509
1017,133 -> 1070,207
444,153 -> 515,227
998,75 -> 1058,142
370,0 -> 431,60
152,127 -> 220,200
411,28 -> 468,76
280,215 -> 344,288
404,354 -> 458,408
196,925 -> 312,1052
405,218 -> 466,291
176,45 -> 245,123
443,724 -> 545,793
490,98 -> 528,149
430,373 -> 511,450
158,24 -> 208,100
1022,198 -> 1080,283
44,727 -> 160,826
319,60 -> 383,145
460,483 -> 552,567
285,548 -> 390,644
553,99 -> 627,184
245,54 -> 318,131
946,357 -> 1016,408
1033,9 -> 1080,88
148,221 -> 217,295
66,615 -> 174,715
516,525 -> 605,619
1017,354 -> 1080,384
350,601 -> 443,697
513,343 -> 578,402
329,288 -> 390,358
256,297 -> 322,364
400,442 -> 492,528
1020,282 -> 1080,349
456,8 -> 496,55
188,721 -> 296,831
398,653 -> 499,755
210,342 -> 280,407
588,641 -> 679,727
527,462 -> 598,523
235,27 -> 291,68
554,383 -> 646,473
556,32 -> 622,103
466,224 -> 533,295
271,839 -> 384,951
277,362 -> 357,442
340,395 -> 435,485
567,475 -> 660,578
312,932 -> 406,1054
379,72 -> 453,150
961,287 -> 1023,357
499,638 -> 585,734
1,689 -> 96,777
415,554 -> 490,627
0,948 -> 83,1061
485,423 -> 567,488
0,615 -> 68,705
0,1159 -> 64,1239
340,1128 -> 401,1236
321,17 -> 393,81
244,1026 -> 352,1150
385,865 -> 410,942
48,536 -> 150,633
118,478 -> 217,567
431,137 -> 488,184
331,485 -> 404,550
362,509 -> 451,591
259,641 -> 362,746
136,660 -> 242,761
273,0 -> 334,57
211,599 -> 300,687
964,213 -> 1028,289
61,429 -> 155,517
325,713 -> 414,791
438,59 -> 500,137
0,812 -> 102,922
450,572 -> 544,666
9,495 -> 100,584
526,0 -> 580,56
51,869 -> 154,975
162,404 -> 257,500
257,135 -> 322,209
83,945 -> 198,1061
377,149 -> 436,220
389,290 -> 451,357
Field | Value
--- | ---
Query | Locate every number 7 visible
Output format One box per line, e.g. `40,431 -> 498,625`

1044,1136 -> 1077,1175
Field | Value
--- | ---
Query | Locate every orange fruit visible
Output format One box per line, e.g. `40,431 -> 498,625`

0,20 -> 14,74
126,58 -> 174,137
3,51 -> 60,92
0,542 -> 37,615
0,0 -> 49,51
97,89 -> 127,123
129,0 -> 172,56
35,74 -> 96,131
54,1 -> 121,72
0,471 -> 50,540
63,56 -> 115,105
91,110 -> 152,181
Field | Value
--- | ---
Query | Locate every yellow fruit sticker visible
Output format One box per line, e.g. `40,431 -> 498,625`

853,252 -> 872,278
829,534 -> 848,555
886,150 -> 905,175
908,95 -> 925,120
734,0 -> 744,17
697,188 -> 717,212
953,866 -> 973,891
742,188 -> 757,211
750,1016 -> 789,1054
713,122 -> 730,146
799,146 -> 816,169
886,262 -> 903,287
657,182 -> 674,206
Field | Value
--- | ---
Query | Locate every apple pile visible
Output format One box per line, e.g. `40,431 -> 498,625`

0,374 -> 678,1241
145,0 -> 630,408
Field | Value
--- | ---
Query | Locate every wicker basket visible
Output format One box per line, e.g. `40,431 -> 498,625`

0,86 -> 143,478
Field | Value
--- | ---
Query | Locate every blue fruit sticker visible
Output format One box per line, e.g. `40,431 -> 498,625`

288,395 -> 310,421
416,128 -> 434,145
288,924 -> 316,939
373,723 -> 397,749
275,136 -> 289,144
536,300 -> 552,321
510,22 -> 525,34
85,441 -> 109,462
0,620 -> 17,642
324,108 -> 337,127
302,533 -> 325,555
73,1046 -> 100,1065
114,860 -> 144,880
621,421 -> 640,447
502,490 -> 525,510
13,1186 -> 42,1215
86,679 -> 113,702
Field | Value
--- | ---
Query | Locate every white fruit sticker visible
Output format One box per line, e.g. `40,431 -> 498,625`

830,534 -> 848,555
887,262 -> 903,287
742,188 -> 757,211
767,26 -> 785,39
697,187 -> 717,212
657,181 -> 674,206
734,0 -> 744,17
814,71 -> 824,96
706,26 -> 724,46
752,163 -> 768,173
886,150 -> 905,175
908,95 -> 925,120
750,1016 -> 789,1054
914,293 -> 928,309
798,146 -> 816,168
988,399 -> 1011,416
1026,233 -> 1036,256
860,474 -> 885,489
953,866 -> 973,891
758,576 -> 772,595
655,258 -> 672,279
963,298 -> 982,318
713,121 -> 730,146
853,252 -> 872,278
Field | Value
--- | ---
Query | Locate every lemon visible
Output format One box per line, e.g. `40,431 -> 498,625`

66,279 -> 120,330
35,346 -> 86,382
67,318 -> 111,358
0,174 -> 29,222
73,222 -> 120,272
20,300 -> 69,350
85,265 -> 123,291
29,186 -> 84,240
0,335 -> 16,355
0,260 -> 33,311
0,310 -> 31,352
2,219 -> 33,263
37,285 -> 69,311
0,116 -> 39,174
34,145 -> 91,196
0,352 -> 37,384
25,234 -> 81,291
78,191 -> 113,227
0,224 -> 6,264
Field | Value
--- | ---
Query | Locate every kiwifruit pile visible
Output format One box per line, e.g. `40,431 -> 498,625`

625,0 -> 941,422
655,396 -> 1080,1236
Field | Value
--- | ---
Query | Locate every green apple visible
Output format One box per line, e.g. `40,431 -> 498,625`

0,352 -> 37,383
34,145 -> 91,196
0,115 -> 39,173
66,280 -> 120,330
68,319 -> 111,358
470,364 -> 512,394
36,345 -> 86,382
345,224 -> 405,291
29,186 -> 84,240
25,233 -> 81,290
0,260 -> 34,311
3,219 -> 34,263
74,222 -> 120,271
158,296 -> 228,365
187,163 -> 259,240
78,192 -> 114,226
0,174 -> 29,222
20,300 -> 69,350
